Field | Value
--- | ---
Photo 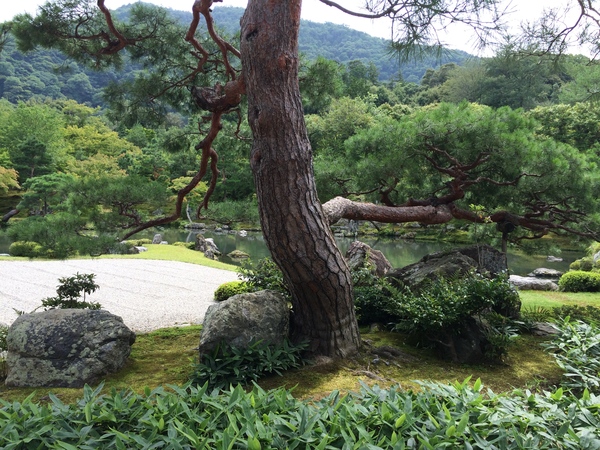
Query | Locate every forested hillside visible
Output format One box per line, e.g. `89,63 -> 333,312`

0,5 -> 472,105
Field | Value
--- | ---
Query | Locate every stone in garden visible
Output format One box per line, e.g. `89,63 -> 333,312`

530,322 -> 560,337
199,290 -> 289,354
546,255 -> 563,263
152,233 -> 162,244
594,251 -> 600,264
5,309 -> 136,388
345,241 -> 392,278
528,268 -> 563,278
509,275 -> 559,291
195,234 -> 221,259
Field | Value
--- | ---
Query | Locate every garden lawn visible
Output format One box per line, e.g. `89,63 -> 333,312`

519,290 -> 600,310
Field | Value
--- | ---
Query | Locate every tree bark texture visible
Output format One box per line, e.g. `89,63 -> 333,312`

240,0 -> 361,357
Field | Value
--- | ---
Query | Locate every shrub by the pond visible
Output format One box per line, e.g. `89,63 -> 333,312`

8,241 -> 45,257
559,270 -> 600,292
213,280 -> 253,302
388,273 -> 521,360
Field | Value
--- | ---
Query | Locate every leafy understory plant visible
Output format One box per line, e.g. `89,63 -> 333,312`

190,338 -> 308,390
543,318 -> 600,394
1,378 -> 598,449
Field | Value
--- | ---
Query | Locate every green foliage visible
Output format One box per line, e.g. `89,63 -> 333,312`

190,339 -> 308,391
550,305 -> 600,326
390,273 -> 519,335
559,271 -> 600,293
213,280 -> 253,302
8,241 -> 45,258
123,238 -> 153,246
570,257 -> 595,272
354,283 -> 399,326
543,319 -> 600,394
172,241 -> 195,250
1,377 -> 599,448
387,273 -> 521,359
238,258 -> 289,297
41,273 -> 101,311
201,200 -> 259,226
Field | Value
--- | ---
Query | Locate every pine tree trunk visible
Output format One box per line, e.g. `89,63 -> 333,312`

240,0 -> 361,357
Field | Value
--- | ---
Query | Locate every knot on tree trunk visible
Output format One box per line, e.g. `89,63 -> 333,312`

191,80 -> 243,113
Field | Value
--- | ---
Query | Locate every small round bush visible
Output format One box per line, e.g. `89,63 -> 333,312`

172,241 -> 195,250
214,281 -> 253,302
124,238 -> 153,246
559,270 -> 600,292
8,241 -> 45,257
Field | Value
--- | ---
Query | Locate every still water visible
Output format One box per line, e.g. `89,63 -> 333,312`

139,229 -> 580,276
0,228 -> 581,276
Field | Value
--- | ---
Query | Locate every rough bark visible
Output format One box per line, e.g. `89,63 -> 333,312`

240,0 -> 360,358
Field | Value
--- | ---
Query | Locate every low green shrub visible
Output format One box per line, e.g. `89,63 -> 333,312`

238,258 -> 289,297
389,273 -> 521,360
1,377 -> 598,449
213,280 -> 253,302
543,319 -> 600,394
123,238 -> 153,246
8,241 -> 45,258
172,241 -> 195,249
559,270 -> 600,292
41,273 -> 101,310
190,339 -> 308,390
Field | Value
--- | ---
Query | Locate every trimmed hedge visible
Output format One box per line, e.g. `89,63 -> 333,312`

559,271 -> 600,292
213,280 -> 253,302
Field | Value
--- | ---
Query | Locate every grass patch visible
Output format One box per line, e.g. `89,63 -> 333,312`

520,290 -> 600,309
0,327 -> 562,405
0,244 -> 237,271
98,244 -> 236,271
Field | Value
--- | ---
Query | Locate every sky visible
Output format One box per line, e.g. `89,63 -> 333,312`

0,0 -> 575,56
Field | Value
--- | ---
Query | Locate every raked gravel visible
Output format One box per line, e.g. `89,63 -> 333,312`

0,259 -> 238,333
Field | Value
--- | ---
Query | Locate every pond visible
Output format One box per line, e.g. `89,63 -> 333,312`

138,229 -> 580,276
0,228 -> 581,276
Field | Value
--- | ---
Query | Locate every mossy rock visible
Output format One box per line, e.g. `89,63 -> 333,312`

227,250 -> 251,259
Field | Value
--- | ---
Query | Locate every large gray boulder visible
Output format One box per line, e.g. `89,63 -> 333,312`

386,244 -> 508,291
345,241 -> 392,278
510,275 -> 559,291
5,309 -> 136,388
199,290 -> 289,354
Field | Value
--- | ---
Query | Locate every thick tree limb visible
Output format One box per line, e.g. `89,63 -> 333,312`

1,209 -> 19,223
322,196 -> 453,225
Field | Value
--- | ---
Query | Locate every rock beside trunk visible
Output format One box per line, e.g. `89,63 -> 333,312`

345,241 -> 392,277
6,309 -> 135,388
199,290 -> 290,354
